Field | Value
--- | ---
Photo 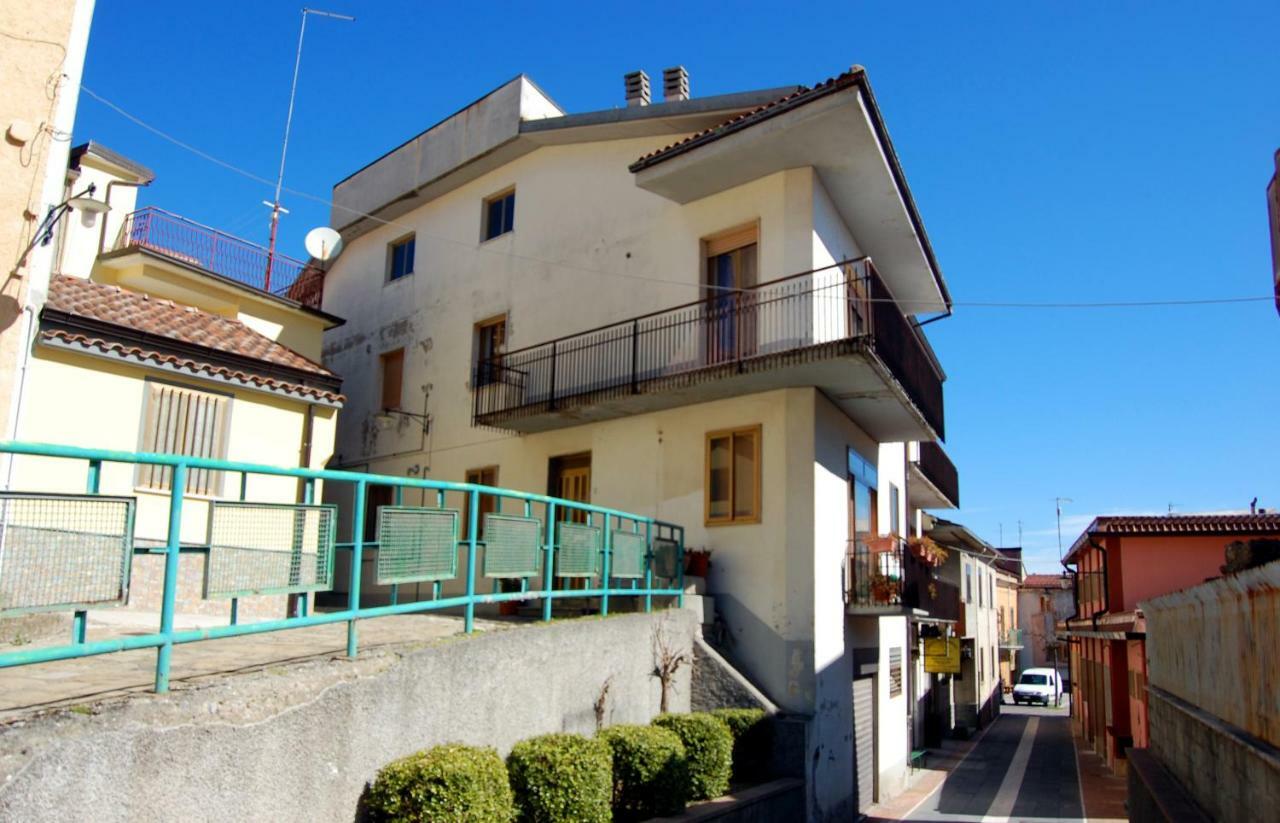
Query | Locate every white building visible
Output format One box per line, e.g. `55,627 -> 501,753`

319,66 -> 957,818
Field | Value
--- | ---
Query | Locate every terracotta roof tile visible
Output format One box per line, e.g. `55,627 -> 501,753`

1064,513 -> 1280,563
1023,574 -> 1071,589
40,275 -> 343,404
45,275 -> 334,377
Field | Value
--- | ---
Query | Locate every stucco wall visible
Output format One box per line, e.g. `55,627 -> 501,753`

0,609 -> 696,823
1143,560 -> 1280,746
0,0 -> 92,443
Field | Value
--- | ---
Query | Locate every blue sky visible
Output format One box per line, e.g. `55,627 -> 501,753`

73,1 -> 1280,571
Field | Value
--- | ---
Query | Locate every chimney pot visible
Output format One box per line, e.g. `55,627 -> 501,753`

624,70 -> 651,107
663,66 -> 690,102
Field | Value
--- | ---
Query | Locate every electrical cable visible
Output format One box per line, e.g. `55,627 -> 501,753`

80,86 -> 1273,311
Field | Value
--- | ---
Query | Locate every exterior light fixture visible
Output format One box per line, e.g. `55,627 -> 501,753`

18,183 -> 110,269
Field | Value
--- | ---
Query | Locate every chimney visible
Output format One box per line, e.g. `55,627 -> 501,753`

663,66 -> 690,102
624,70 -> 651,107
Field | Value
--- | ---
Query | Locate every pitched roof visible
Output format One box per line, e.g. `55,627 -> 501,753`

1064,513 -> 1280,562
40,275 -> 343,404
630,69 -> 865,172
1023,574 -> 1071,589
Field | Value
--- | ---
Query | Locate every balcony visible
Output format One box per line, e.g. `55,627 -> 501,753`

110,207 -> 324,309
909,440 -> 959,509
1000,628 -> 1024,649
845,537 -> 905,613
473,259 -> 944,441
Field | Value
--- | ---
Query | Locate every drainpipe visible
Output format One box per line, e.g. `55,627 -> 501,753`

1087,536 -> 1109,630
296,402 -> 315,502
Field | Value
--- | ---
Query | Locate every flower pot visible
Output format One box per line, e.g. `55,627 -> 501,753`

685,551 -> 710,578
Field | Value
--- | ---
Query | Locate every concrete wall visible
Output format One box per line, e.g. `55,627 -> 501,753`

0,609 -> 697,823
53,154 -> 141,280
1017,584 -> 1073,671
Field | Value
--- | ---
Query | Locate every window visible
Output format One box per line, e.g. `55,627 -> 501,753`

979,568 -> 985,607
388,234 -> 415,281
474,316 -> 507,387
482,188 -> 515,241
964,563 -> 972,603
380,349 -> 404,410
889,647 -> 903,697
889,483 -> 900,535
462,466 -> 498,539
706,425 -> 761,524
848,449 -> 878,542
136,381 -> 231,496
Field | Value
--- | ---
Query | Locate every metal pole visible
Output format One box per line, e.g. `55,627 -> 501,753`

74,459 -> 102,644
347,479 -> 366,657
155,463 -> 186,692
464,489 -> 479,632
542,503 -> 556,622
266,7 -> 354,287
600,515 -> 612,616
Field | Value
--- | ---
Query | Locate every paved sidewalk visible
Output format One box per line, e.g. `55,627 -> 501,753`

0,609 -> 510,721
866,701 -> 1128,822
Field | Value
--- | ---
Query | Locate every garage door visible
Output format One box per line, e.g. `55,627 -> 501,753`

853,676 -> 875,813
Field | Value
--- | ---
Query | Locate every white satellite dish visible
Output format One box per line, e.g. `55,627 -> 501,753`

304,226 -> 344,262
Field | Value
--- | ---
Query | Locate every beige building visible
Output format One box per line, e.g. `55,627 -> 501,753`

6,143 -> 344,620
0,0 -> 95,451
319,67 -> 958,818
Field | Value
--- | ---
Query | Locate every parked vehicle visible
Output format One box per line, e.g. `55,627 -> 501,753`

1012,668 -> 1063,706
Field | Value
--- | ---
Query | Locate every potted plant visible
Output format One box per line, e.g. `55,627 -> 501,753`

865,534 -> 899,555
908,535 -> 949,568
684,547 -> 712,578
870,571 -> 900,604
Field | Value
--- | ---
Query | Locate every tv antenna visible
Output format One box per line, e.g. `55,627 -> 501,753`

265,7 -> 354,289
1055,497 -> 1073,560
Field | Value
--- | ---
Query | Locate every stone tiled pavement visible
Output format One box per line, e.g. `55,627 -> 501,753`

0,609 -> 509,721
867,700 -> 1129,822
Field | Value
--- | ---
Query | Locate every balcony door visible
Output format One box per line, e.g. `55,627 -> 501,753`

704,224 -> 758,365
549,452 -> 592,590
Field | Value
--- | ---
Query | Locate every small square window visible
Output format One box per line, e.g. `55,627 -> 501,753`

388,235 -> 415,281
482,189 -> 515,241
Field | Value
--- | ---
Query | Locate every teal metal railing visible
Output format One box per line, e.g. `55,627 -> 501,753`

0,441 -> 685,693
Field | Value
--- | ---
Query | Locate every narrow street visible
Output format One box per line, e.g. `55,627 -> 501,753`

868,702 -> 1127,823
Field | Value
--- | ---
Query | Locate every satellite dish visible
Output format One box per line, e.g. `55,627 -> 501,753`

304,226 -> 344,262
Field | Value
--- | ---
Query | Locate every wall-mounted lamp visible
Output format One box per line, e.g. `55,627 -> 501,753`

375,407 -> 431,434
17,182 -> 110,269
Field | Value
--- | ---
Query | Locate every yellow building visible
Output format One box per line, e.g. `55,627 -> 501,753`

7,144 -> 345,620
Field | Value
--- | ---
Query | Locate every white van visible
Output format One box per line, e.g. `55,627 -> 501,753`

1012,668 -> 1063,706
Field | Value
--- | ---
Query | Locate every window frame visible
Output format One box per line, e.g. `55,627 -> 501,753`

704,424 -> 762,526
134,378 -> 233,498
481,187 -> 516,242
379,348 -> 405,411
462,466 -> 499,539
473,314 -> 508,388
386,233 -> 416,282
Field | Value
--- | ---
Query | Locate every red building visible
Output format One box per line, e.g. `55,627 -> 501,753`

1060,513 -> 1280,772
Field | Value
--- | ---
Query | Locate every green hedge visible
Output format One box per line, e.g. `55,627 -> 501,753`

366,743 -> 515,823
710,708 -> 772,781
507,733 -> 612,823
652,713 -> 733,800
598,724 -> 689,821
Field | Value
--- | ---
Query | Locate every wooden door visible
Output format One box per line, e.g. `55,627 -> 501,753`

704,225 -> 758,365
549,454 -> 592,590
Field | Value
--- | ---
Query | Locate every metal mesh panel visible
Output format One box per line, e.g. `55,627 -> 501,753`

557,522 -> 600,578
483,514 -> 542,578
651,537 -> 680,580
375,507 -> 459,585
610,530 -> 647,579
0,493 -> 135,614
205,502 -> 336,598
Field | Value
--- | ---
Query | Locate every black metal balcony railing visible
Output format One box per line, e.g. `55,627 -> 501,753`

915,441 -> 959,507
113,207 -> 324,310
472,259 -> 944,438
845,538 -> 905,608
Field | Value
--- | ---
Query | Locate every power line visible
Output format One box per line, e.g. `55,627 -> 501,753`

80,86 -> 1274,311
